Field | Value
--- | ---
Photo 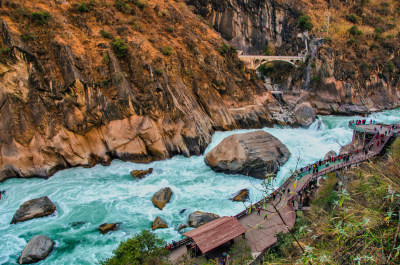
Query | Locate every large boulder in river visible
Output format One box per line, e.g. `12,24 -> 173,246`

152,217 -> 168,230
204,131 -> 291,179
294,102 -> 317,127
231,189 -> 249,202
152,187 -> 172,210
131,168 -> 153,179
18,235 -> 54,264
188,211 -> 220,228
11,197 -> 56,224
99,223 -> 119,234
324,150 -> 337,160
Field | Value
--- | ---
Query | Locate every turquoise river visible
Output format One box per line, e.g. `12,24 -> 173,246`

1,109 -> 400,264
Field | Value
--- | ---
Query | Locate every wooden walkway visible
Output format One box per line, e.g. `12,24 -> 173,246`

169,123 -> 399,264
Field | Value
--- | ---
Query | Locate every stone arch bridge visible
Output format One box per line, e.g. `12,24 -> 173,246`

238,55 -> 306,69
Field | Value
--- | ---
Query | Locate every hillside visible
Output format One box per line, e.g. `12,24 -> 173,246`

189,0 -> 400,114
0,0 -> 287,181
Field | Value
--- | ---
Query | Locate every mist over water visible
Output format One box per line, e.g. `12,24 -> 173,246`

1,109 -> 399,264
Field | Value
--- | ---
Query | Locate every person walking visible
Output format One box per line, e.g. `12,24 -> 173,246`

264,212 -> 268,219
257,207 -> 261,215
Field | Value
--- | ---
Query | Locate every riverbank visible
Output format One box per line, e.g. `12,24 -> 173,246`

0,109 -> 399,264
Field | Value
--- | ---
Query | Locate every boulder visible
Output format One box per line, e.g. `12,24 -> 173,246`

130,168 -> 153,179
204,131 -> 290,179
18,235 -> 54,264
152,217 -> 168,230
152,187 -> 173,210
324,150 -> 337,160
294,102 -> 317,127
178,223 -> 187,231
11,197 -> 56,224
99,223 -> 118,234
188,211 -> 220,228
231,189 -> 249,202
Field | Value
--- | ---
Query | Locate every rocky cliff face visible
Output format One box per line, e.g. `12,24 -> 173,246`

189,0 -> 400,114
187,0 -> 305,55
0,0 -> 294,181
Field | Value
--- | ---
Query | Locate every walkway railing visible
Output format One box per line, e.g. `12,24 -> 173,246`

167,123 -> 399,254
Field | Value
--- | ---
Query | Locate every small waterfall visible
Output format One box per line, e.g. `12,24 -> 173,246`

304,38 -> 324,90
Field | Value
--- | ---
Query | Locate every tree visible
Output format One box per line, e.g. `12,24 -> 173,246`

101,230 -> 170,265
229,238 -> 252,264
297,15 -> 313,32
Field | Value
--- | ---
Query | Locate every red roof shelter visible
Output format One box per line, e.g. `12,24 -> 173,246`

183,217 -> 247,253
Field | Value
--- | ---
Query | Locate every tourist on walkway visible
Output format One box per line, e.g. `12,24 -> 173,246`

257,207 -> 261,215
264,212 -> 268,219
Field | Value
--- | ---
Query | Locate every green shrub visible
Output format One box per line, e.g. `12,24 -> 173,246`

114,0 -> 131,13
78,3 -> 89,12
167,25 -> 175,33
347,37 -> 357,46
374,27 -> 383,34
263,44 -> 275,55
132,21 -> 143,31
111,38 -> 129,58
385,62 -> 394,73
155,67 -> 163,76
100,80 -> 108,87
162,46 -> 173,56
31,11 -> 51,25
370,43 -> 378,51
99,29 -> 113,39
349,25 -> 363,36
386,34 -> 394,39
345,14 -> 360,24
219,43 -> 237,56
21,33 -> 35,41
132,0 -> 148,9
100,230 -> 168,265
0,47 -> 11,55
102,53 -> 110,64
311,75 -> 320,82
297,15 -> 313,32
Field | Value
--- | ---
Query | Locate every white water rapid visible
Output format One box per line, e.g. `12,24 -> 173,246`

0,109 -> 399,264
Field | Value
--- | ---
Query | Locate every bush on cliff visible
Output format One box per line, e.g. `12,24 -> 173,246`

111,38 -> 129,58
101,230 -> 169,265
297,15 -> 313,32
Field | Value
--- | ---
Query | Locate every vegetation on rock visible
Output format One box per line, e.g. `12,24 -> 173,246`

261,138 -> 400,264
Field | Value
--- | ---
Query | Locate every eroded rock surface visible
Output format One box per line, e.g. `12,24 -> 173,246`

18,235 -> 54,264
152,187 -> 173,210
131,168 -> 153,179
294,102 -> 317,127
11,197 -> 56,224
205,131 -> 291,178
99,223 -> 118,234
152,217 -> 168,230
188,211 -> 220,228
231,188 -> 249,202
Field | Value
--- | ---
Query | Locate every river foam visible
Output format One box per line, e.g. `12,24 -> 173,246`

0,109 -> 399,264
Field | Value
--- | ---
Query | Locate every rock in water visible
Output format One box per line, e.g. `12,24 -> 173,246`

11,197 -> 56,224
324,150 -> 337,160
231,189 -> 249,202
294,102 -> 317,127
204,131 -> 291,179
152,217 -> 168,230
178,223 -> 187,231
188,211 -> 220,228
18,235 -> 54,264
152,187 -> 173,210
99,223 -> 119,234
130,168 -> 153,179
